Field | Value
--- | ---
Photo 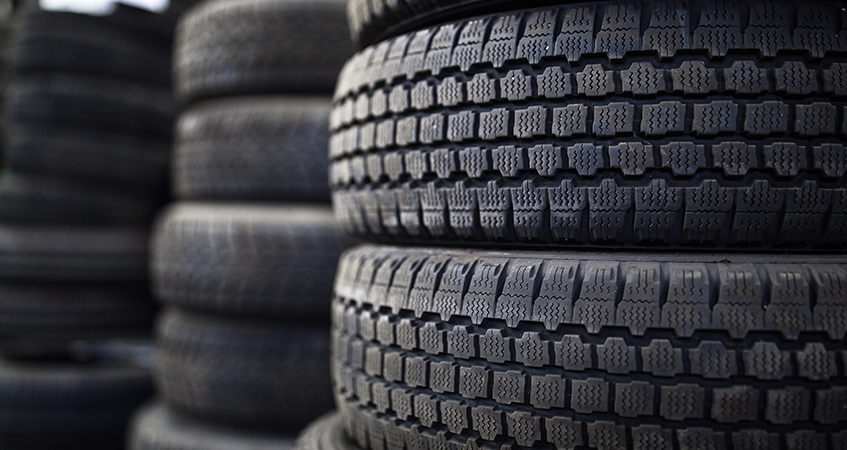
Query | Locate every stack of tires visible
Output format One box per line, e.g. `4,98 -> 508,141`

127,0 -> 355,448
0,2 -> 192,448
297,1 -> 847,450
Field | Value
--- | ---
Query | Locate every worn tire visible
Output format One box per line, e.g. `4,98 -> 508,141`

333,245 -> 847,450
174,97 -> 332,201
0,360 -> 152,450
295,414 -> 358,450
129,403 -> 295,450
331,0 -> 847,251
155,308 -> 334,431
0,226 -> 148,281
5,124 -> 169,188
5,74 -> 174,138
9,9 -> 171,84
151,203 -> 353,318
173,0 -> 352,102
0,172 -> 159,225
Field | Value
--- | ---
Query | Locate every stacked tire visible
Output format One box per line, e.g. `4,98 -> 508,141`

127,1 -> 355,448
0,2 -> 193,448
298,1 -> 847,450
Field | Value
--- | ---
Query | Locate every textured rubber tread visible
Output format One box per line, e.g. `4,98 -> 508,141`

330,0 -> 847,251
0,172 -> 159,225
174,96 -> 332,201
154,307 -> 334,431
347,0 -> 552,48
129,403 -> 295,450
5,124 -> 169,188
9,10 -> 171,84
0,282 -> 153,342
331,245 -> 847,450
295,413 -> 359,450
0,360 -> 152,450
151,202 -> 354,317
4,74 -> 174,138
173,0 -> 352,102
0,226 -> 148,281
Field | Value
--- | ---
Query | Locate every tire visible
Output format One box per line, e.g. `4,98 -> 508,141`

174,96 -> 332,201
0,282 -> 154,349
18,0 -> 197,40
128,403 -> 296,450
0,226 -> 148,281
0,360 -> 152,450
330,0 -> 847,251
151,203 -> 354,318
9,10 -> 172,84
295,413 -> 359,450
0,172 -> 159,225
173,0 -> 352,102
5,124 -> 169,188
332,245 -> 847,450
348,0 -> 551,48
4,74 -> 174,138
154,308 -> 334,431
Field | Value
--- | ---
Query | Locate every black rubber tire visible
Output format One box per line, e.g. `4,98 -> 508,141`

151,202 -> 354,318
174,96 -> 332,201
0,172 -> 159,225
0,226 -> 148,281
0,282 -> 153,345
332,245 -> 847,450
18,0 -> 197,40
294,413 -> 359,450
5,124 -> 169,188
129,402 -> 296,450
9,8 -> 171,84
173,0 -> 352,102
0,360 -> 152,450
4,74 -> 174,138
331,0 -> 847,251
154,307 -> 334,431
348,0 -> 550,48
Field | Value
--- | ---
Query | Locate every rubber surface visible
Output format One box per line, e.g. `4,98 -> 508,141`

174,96 -> 332,201
0,282 -> 153,343
295,414 -> 359,450
129,403 -> 295,450
173,0 -> 352,102
5,74 -> 174,138
154,308 -> 334,431
330,0 -> 847,251
348,0 -> 554,48
0,172 -> 159,225
0,360 -> 152,450
332,245 -> 847,450
5,124 -> 169,188
0,226 -> 148,281
9,8 -> 171,84
19,0 -> 197,39
151,203 -> 354,318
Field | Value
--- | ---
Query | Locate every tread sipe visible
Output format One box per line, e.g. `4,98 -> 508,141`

332,245 -> 847,450
330,0 -> 847,251
155,308 -> 334,431
173,0 -> 352,102
128,403 -> 295,450
151,202 -> 354,317
174,97 -> 333,201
